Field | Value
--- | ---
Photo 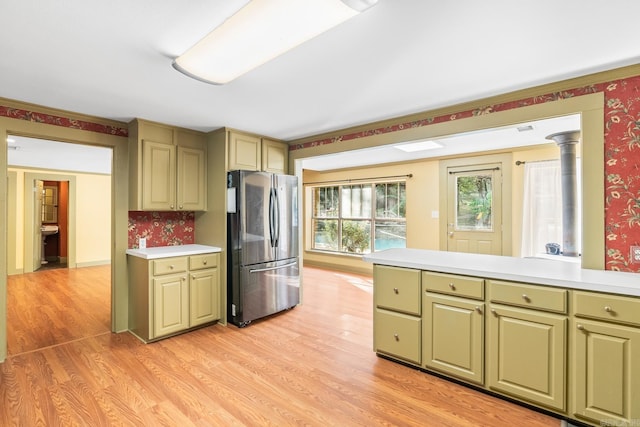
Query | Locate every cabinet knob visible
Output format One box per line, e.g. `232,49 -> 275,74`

170,205 -> 174,209
393,333 -> 399,341
393,287 -> 399,294
170,265 -> 174,269
522,294 -> 530,302
604,306 -> 612,313
491,309 -> 497,315
203,260 -> 207,265
475,306 -> 482,314
448,283 -> 456,290
192,275 -> 195,280
577,324 -> 584,330
179,205 -> 183,210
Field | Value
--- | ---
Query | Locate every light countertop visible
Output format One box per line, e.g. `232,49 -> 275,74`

126,244 -> 222,260
363,248 -> 640,297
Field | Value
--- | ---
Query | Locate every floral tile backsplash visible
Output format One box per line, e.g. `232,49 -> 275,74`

128,211 -> 195,249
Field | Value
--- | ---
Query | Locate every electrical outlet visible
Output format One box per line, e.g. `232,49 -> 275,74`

139,237 -> 147,249
631,246 -> 640,263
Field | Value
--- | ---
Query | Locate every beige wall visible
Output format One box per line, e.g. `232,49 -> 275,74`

303,145 -> 558,274
7,167 -> 112,273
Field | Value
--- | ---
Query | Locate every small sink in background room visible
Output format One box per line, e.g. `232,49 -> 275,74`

41,225 -> 59,236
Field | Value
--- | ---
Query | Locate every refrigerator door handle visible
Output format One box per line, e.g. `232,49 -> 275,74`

274,188 -> 280,247
268,188 -> 276,247
249,261 -> 297,274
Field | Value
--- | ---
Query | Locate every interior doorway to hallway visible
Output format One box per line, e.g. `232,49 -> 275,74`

6,136 -> 113,356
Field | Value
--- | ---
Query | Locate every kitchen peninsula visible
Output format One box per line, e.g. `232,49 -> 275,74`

364,248 -> 640,427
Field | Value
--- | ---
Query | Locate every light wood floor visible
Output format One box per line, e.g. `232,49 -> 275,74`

6,265 -> 111,355
1,266 -> 561,426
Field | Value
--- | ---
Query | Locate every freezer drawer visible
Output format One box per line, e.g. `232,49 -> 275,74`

229,258 -> 300,327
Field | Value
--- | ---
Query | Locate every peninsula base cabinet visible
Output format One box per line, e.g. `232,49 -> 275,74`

373,265 -> 421,365
422,272 -> 485,385
128,252 -> 220,342
571,291 -> 640,426
487,280 -> 568,413
372,265 -> 640,426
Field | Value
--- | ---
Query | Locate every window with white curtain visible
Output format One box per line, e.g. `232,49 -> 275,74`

520,159 -> 581,258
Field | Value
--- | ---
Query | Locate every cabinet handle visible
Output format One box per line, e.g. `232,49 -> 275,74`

475,306 -> 482,314
604,306 -> 612,313
522,294 -> 530,302
393,288 -> 399,294
577,324 -> 584,330
393,333 -> 399,341
448,283 -> 456,290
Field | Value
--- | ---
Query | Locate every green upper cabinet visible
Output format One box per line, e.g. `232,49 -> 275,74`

227,130 -> 288,174
129,119 -> 207,211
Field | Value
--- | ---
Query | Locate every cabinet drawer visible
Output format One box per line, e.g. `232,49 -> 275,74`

374,308 -> 421,364
489,280 -> 567,314
153,257 -> 188,276
422,272 -> 484,300
573,291 -> 640,326
374,265 -> 421,315
189,253 -> 219,271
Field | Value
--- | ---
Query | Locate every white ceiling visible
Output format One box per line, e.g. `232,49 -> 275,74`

1,0 -> 639,146
7,136 -> 113,174
301,114 -> 580,170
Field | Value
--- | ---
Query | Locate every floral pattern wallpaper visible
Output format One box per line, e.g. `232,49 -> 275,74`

291,75 -> 640,272
128,211 -> 195,249
0,105 -> 128,136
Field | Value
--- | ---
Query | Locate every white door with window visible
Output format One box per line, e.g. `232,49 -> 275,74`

446,164 -> 503,255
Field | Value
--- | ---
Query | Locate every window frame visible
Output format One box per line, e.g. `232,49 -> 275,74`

310,180 -> 406,255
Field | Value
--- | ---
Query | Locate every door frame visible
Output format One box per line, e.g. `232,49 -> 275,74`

439,153 -> 512,255
23,173 -> 77,273
1,116 -> 130,363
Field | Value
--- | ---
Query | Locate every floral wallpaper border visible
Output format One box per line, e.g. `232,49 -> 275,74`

128,211 -> 195,249
291,75 -> 640,272
0,105 -> 128,137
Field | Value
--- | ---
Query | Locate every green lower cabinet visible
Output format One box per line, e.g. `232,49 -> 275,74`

488,304 -> 566,412
374,308 -> 421,365
153,274 -> 189,337
572,318 -> 640,426
423,293 -> 484,384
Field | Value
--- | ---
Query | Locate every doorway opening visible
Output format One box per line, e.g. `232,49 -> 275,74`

6,135 -> 113,356
38,180 -> 69,271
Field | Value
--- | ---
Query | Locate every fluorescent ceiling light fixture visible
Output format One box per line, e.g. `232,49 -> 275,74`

172,0 -> 378,84
394,140 -> 443,152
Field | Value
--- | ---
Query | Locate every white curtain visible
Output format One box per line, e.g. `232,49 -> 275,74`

520,159 -> 581,258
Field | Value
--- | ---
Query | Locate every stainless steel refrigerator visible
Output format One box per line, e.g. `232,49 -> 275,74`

227,170 -> 300,327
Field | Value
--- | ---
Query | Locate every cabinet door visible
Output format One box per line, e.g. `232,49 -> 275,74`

424,293 -> 484,384
143,140 -> 176,210
153,274 -> 188,338
228,131 -> 261,171
189,268 -> 220,327
177,146 -> 206,211
572,318 -> 640,425
261,138 -> 288,174
488,304 -> 566,412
